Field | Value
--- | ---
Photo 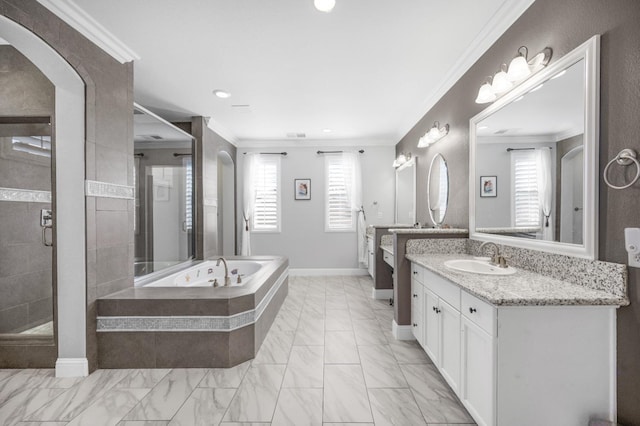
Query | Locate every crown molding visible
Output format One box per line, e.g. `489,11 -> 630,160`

396,0 -> 536,143
37,0 -> 139,64
205,117 -> 239,147
236,138 -> 396,149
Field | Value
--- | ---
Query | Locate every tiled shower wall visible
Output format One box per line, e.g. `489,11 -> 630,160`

0,45 -> 54,333
1,0 -> 134,370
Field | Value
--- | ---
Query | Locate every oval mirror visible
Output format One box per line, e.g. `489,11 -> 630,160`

427,153 -> 449,226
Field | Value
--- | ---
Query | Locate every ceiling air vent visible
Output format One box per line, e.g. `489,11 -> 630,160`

494,129 -> 509,135
286,132 -> 306,138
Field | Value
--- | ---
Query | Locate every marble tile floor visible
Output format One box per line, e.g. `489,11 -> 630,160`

0,275 -> 476,426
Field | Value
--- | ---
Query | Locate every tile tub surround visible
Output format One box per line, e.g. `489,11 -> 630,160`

96,257 -> 289,368
0,275 -> 476,425
407,253 -> 628,307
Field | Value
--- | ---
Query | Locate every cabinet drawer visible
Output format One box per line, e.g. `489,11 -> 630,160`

383,250 -> 394,267
411,263 -> 423,283
461,291 -> 496,336
424,269 -> 460,311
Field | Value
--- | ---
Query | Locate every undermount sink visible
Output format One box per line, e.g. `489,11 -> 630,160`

444,259 -> 517,275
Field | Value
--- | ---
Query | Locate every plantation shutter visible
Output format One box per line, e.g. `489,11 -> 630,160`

253,156 -> 280,231
512,150 -> 540,227
326,155 -> 354,231
184,157 -> 193,231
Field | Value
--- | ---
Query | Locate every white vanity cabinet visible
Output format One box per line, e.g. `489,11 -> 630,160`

409,262 -> 617,426
367,236 -> 375,279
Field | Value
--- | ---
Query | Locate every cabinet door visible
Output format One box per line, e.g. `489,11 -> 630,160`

368,249 -> 375,278
411,279 -> 423,345
439,299 -> 460,393
461,316 -> 495,426
423,287 -> 439,364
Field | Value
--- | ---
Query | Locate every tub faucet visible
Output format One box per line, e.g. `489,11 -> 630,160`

216,257 -> 231,286
479,241 -> 507,268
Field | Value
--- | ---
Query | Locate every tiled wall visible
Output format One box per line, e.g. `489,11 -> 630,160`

1,0 -> 134,370
0,45 -> 55,334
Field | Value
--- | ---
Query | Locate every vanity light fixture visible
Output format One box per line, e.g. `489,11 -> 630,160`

393,152 -> 411,168
492,64 -> 513,94
475,76 -> 497,104
418,121 -> 449,148
314,0 -> 336,12
475,46 -> 553,104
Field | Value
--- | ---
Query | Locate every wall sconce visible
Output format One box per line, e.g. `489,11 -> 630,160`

393,152 -> 412,168
417,121 -> 449,148
475,46 -> 552,104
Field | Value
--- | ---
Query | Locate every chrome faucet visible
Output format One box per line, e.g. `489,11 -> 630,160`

479,241 -> 508,268
216,257 -> 231,286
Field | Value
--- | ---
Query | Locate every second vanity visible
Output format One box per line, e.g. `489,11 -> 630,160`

406,253 -> 626,426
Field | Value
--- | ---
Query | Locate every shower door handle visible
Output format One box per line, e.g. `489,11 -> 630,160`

42,226 -> 53,247
41,209 -> 53,247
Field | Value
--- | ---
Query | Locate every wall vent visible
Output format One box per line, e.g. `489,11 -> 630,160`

286,132 -> 306,138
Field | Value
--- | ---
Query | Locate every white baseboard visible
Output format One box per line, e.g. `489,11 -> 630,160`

55,358 -> 89,378
289,268 -> 368,276
392,320 -> 415,341
371,288 -> 393,299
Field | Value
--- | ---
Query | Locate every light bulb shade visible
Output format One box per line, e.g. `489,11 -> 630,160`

427,126 -> 440,139
417,135 -> 429,148
418,123 -> 449,148
475,82 -> 496,104
507,55 -> 531,82
491,70 -> 512,94
314,0 -> 336,12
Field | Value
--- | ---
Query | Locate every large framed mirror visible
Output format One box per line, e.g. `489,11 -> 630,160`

427,153 -> 449,226
469,35 -> 600,259
395,156 -> 417,225
133,104 -> 196,278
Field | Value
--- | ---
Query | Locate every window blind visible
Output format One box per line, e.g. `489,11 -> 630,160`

326,156 -> 354,231
512,150 -> 540,227
253,156 -> 280,231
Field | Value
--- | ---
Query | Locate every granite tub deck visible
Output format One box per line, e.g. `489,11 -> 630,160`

405,254 -> 628,306
96,256 -> 289,369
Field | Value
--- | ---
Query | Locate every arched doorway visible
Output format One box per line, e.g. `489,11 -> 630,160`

0,15 -> 87,377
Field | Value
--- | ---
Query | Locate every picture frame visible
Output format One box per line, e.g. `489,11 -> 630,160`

294,178 -> 311,200
480,176 -> 497,198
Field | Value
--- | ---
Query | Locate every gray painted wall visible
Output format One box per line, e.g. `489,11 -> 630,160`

0,45 -> 54,334
238,146 -> 395,269
395,0 -> 640,422
1,0 -> 134,370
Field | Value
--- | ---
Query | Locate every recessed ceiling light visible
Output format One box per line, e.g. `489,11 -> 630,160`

213,90 -> 231,99
323,128 -> 332,133
478,126 -> 489,130
314,0 -> 336,13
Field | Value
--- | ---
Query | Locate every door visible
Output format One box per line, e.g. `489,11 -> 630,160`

424,288 -> 440,364
461,317 -> 495,426
411,279 -> 423,344
439,299 -> 461,392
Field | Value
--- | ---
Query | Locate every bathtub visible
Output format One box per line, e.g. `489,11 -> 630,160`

141,259 -> 268,287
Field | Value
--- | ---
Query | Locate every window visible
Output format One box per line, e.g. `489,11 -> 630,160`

252,155 -> 281,231
511,150 -> 540,227
325,155 -> 354,231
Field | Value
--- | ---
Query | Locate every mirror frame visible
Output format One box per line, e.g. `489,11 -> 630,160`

395,156 -> 417,225
427,153 -> 449,226
469,35 -> 600,259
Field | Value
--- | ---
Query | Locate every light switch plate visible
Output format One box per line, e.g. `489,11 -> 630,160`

624,228 -> 640,268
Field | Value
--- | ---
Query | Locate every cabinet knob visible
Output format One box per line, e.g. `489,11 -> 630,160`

413,271 -> 417,275
436,308 -> 441,314
413,293 -> 417,298
469,307 -> 477,314
413,323 -> 417,327
432,306 -> 437,312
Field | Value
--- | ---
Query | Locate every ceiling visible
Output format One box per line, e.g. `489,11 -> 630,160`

58,0 -> 532,146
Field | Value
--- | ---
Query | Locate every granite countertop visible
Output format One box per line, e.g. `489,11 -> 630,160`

380,245 -> 393,255
389,228 -> 469,234
406,253 -> 627,307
